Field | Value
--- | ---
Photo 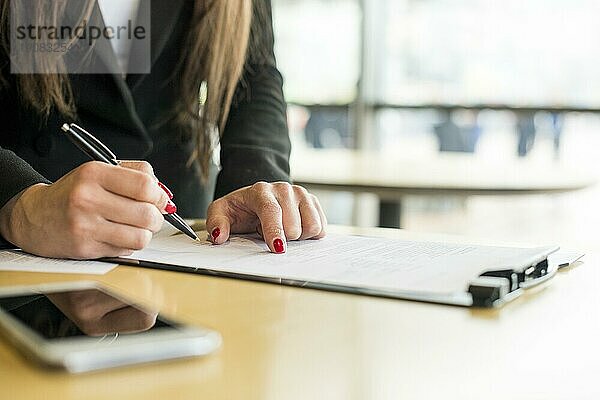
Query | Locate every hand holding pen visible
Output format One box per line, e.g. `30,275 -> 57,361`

60,123 -> 198,242
0,123 -> 197,260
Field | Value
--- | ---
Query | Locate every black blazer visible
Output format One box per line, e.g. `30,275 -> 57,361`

0,0 -> 290,220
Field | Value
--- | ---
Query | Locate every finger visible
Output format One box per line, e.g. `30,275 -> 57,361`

98,243 -> 135,257
70,241 -> 133,260
205,199 -> 232,245
118,161 -> 174,201
246,186 -> 286,253
97,165 -> 169,212
118,160 -> 156,178
97,220 -> 153,251
298,198 -> 323,240
64,290 -> 131,317
118,161 -> 174,200
100,307 -> 158,335
96,190 -> 164,232
311,195 -> 328,239
273,185 -> 302,241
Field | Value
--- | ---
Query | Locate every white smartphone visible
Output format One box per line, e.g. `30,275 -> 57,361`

0,281 -> 221,373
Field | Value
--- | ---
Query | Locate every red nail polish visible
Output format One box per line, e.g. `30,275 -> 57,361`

158,181 -> 174,199
273,238 -> 285,254
211,228 -> 220,242
164,200 -> 177,214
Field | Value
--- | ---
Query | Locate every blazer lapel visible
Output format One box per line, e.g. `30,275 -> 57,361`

126,0 -> 185,89
63,0 -> 185,142
64,1 -> 121,76
64,1 -> 134,116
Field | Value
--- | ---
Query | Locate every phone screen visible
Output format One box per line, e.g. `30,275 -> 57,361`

0,288 -> 177,340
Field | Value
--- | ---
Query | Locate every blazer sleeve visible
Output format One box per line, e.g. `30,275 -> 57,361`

214,0 -> 291,199
0,146 -> 50,248
0,146 -> 50,210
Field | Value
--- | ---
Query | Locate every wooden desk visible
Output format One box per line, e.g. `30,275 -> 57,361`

1,226 -> 598,400
290,149 -> 596,227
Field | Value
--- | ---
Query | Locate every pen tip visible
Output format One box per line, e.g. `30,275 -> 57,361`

61,123 -> 70,132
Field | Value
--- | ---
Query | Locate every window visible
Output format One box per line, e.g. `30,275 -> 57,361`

272,0 -> 600,229
273,0 -> 600,157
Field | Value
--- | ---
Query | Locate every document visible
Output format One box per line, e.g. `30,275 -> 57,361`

548,250 -> 584,269
0,250 -> 118,275
124,228 -> 558,296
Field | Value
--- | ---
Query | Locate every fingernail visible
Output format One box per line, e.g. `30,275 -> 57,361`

158,181 -> 173,199
273,238 -> 285,254
211,228 -> 220,242
164,200 -> 177,214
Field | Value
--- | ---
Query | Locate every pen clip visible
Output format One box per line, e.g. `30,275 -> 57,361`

68,123 -> 118,163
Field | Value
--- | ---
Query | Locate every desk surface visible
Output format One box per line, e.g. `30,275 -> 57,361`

0,226 -> 598,400
290,149 -> 595,197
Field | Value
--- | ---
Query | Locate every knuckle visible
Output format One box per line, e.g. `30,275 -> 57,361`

207,199 -> 221,214
213,197 -> 228,208
138,161 -> 154,175
275,182 -> 294,198
136,175 -> 157,200
251,181 -> 270,193
273,181 -> 292,191
131,230 -> 152,250
206,202 -> 217,218
304,222 -> 322,238
213,197 -> 231,212
206,199 -> 230,226
67,185 -> 91,209
138,204 -> 157,227
263,225 -> 284,239
259,199 -> 281,216
150,209 -> 164,232
292,184 -> 309,197
77,161 -> 103,180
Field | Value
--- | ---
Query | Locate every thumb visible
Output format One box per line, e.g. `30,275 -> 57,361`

206,200 -> 232,245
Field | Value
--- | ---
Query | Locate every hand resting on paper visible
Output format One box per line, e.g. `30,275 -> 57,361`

206,182 -> 327,254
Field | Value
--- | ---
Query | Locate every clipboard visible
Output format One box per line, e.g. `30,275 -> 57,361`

106,254 -> 557,307
1,230 -> 580,308
103,240 -> 569,308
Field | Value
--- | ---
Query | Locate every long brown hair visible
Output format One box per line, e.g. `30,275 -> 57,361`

0,0 -> 263,178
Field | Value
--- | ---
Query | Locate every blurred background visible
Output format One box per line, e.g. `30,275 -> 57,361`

271,0 -> 600,251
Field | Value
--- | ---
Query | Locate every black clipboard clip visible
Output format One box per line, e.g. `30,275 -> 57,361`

468,258 -> 554,307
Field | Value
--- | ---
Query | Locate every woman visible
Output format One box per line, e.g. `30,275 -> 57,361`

0,0 -> 326,259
